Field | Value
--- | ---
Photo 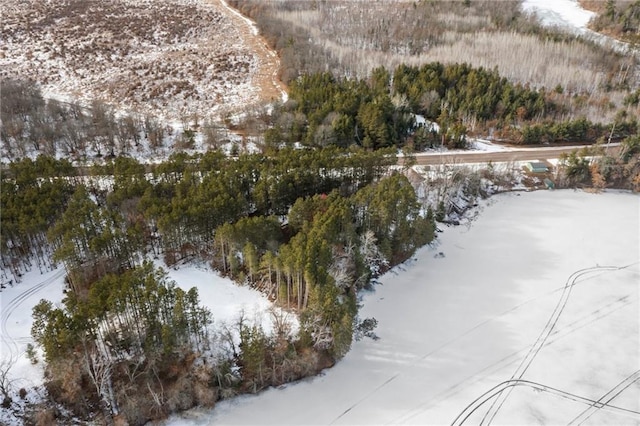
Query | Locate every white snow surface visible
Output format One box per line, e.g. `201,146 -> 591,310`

160,262 -> 298,340
0,267 -> 66,390
521,0 -> 634,53
163,190 -> 640,425
469,139 -> 508,152
521,0 -> 595,30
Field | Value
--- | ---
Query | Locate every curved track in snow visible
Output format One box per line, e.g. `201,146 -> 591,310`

390,287 -> 635,425
479,264 -> 635,424
451,377 -> 640,426
0,269 -> 65,365
332,264 -> 636,426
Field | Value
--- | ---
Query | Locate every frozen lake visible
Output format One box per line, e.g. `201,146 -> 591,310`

165,189 -> 640,425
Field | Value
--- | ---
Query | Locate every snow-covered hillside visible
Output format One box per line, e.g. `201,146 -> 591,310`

1,0 -> 283,122
522,0 -> 635,53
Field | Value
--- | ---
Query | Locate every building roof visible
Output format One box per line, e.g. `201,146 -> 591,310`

526,162 -> 549,172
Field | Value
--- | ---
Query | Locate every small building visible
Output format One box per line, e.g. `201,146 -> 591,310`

544,178 -> 555,189
525,162 -> 549,173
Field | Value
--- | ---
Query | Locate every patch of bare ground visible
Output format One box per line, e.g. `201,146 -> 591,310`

0,0 -> 284,122
213,1 -> 287,105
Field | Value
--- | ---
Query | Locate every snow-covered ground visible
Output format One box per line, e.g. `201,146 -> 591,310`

521,0 -> 595,31
0,261 -> 292,425
161,262 -> 298,343
522,0 -> 635,53
162,189 -> 640,425
0,268 -> 66,390
1,0 -> 283,123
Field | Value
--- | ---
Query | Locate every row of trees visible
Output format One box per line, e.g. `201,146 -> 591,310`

517,116 -> 638,145
1,147 -> 395,286
0,79 -> 184,161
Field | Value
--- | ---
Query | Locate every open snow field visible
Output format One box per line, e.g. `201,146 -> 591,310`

0,268 -> 66,391
164,189 -> 640,425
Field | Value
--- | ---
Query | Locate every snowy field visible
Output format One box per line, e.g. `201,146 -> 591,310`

521,0 -> 595,31
163,189 -> 640,425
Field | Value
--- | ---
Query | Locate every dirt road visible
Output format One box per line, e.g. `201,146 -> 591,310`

401,145 -> 621,166
216,0 -> 287,107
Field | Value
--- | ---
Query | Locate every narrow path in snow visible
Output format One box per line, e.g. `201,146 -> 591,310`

0,269 -> 65,365
383,266 -> 637,425
451,378 -> 640,425
567,369 -> 640,425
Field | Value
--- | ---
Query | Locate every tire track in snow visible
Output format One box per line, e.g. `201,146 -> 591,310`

1,269 -> 65,365
450,378 -> 640,426
330,264 -> 635,425
391,290 -> 634,425
567,369 -> 640,425
479,264 -> 634,425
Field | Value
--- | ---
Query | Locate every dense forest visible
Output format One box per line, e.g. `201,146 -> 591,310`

268,64 -> 637,151
5,62 -> 638,166
1,143 -> 435,423
228,0 -> 639,125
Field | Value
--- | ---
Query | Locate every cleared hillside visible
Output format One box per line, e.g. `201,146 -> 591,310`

0,0 -> 284,122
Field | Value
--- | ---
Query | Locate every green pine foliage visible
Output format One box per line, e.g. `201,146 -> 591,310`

30,262 -> 212,423
591,0 -> 640,44
271,63 -> 625,149
8,147 -> 433,376
32,262 -> 211,362
0,156 -> 76,278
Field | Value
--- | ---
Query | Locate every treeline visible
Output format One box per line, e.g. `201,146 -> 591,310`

516,117 -> 637,145
559,134 -> 640,190
268,64 -> 634,150
587,0 -> 640,44
0,79 -> 199,162
1,147 -> 395,286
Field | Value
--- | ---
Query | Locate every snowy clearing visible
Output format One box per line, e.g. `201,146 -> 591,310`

163,189 -> 639,425
521,0 -> 595,30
